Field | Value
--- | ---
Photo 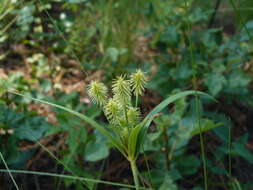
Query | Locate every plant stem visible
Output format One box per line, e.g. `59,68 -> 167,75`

135,95 -> 139,107
162,126 -> 170,170
183,1 -> 208,189
228,123 -> 232,177
208,0 -> 222,28
229,0 -> 252,41
130,160 -> 140,190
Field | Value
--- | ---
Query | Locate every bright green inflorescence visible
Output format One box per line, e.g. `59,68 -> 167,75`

130,69 -> 147,97
87,70 -> 147,137
112,76 -> 131,106
127,107 -> 140,126
104,98 -> 121,125
87,81 -> 108,106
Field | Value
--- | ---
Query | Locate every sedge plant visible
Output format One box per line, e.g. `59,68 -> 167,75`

5,70 -> 213,189
87,69 -> 147,189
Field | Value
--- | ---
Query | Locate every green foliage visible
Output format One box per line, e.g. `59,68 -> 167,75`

0,104 -> 49,167
85,130 -> 109,162
7,70 -> 214,190
1,0 -> 253,189
159,174 -> 178,190
0,104 -> 49,141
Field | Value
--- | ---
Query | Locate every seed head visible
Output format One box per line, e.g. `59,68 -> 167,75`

104,98 -> 121,124
112,76 -> 131,106
87,81 -> 108,106
127,107 -> 140,126
130,69 -> 147,97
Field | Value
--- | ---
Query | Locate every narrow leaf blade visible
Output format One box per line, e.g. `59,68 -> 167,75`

143,90 -> 215,129
128,123 -> 143,159
8,90 -> 126,157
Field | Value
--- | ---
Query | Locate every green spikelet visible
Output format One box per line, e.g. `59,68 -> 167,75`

87,70 -> 147,133
112,76 -> 131,106
87,81 -> 108,106
127,107 -> 140,126
104,98 -> 121,124
130,69 -> 147,97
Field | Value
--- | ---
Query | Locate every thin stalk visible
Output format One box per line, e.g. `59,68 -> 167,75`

196,98 -> 208,189
208,0 -> 222,28
0,16 -> 18,34
228,123 -> 232,177
135,96 -> 139,107
229,0 -> 252,41
162,125 -> 170,170
0,169 -> 144,189
30,133 -> 89,188
0,152 -> 19,190
183,1 -> 208,189
141,144 -> 154,189
130,159 -> 140,190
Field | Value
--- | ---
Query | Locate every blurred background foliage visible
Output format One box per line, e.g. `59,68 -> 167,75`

0,0 -> 253,189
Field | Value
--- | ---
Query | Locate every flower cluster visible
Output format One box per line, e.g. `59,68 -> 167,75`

87,70 -> 147,134
87,81 -> 108,106
130,69 -> 147,97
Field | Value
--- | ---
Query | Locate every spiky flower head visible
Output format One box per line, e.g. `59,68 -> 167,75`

130,69 -> 147,97
112,76 -> 131,106
104,98 -> 121,124
127,107 -> 141,126
87,81 -> 108,106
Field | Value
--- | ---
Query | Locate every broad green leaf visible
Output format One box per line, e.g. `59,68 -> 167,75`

15,116 -> 49,141
227,70 -> 251,89
8,90 -> 127,158
160,26 -> 179,46
175,155 -> 200,175
211,59 -> 226,73
85,142 -> 109,162
204,73 -> 226,96
190,120 -> 222,137
232,134 -> 253,164
0,105 -> 49,141
85,131 -> 109,162
170,64 -> 192,80
159,174 -> 178,190
0,136 -> 19,165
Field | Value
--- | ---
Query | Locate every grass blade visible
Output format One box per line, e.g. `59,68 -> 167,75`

8,90 -> 126,157
0,169 -> 149,189
135,90 -> 215,157
143,90 -> 215,128
0,152 -> 19,190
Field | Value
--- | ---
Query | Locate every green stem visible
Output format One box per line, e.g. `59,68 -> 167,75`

228,124 -> 232,177
183,1 -> 208,189
162,125 -> 170,171
124,106 -> 130,134
0,152 -> 19,190
197,105 -> 208,190
229,0 -> 252,41
130,159 -> 140,190
135,95 -> 139,107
